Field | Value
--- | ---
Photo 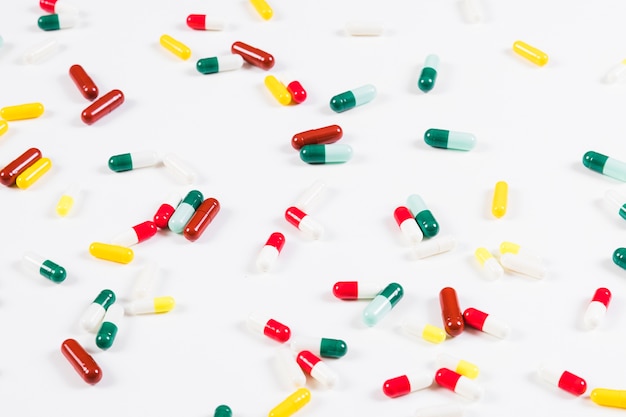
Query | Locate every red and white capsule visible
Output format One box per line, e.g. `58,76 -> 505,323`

153,190 -> 182,229
434,368 -> 483,400
382,372 -> 432,398
394,206 -> 423,244
40,0 -> 78,14
256,232 -> 285,272
463,307 -> 510,339
111,220 -> 157,246
583,287 -> 611,330
285,206 -> 323,240
247,312 -> 291,343
332,281 -> 383,300
296,350 -> 338,388
538,364 -> 587,396
186,14 -> 224,31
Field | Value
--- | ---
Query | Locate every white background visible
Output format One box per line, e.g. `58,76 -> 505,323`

2,0 -> 626,416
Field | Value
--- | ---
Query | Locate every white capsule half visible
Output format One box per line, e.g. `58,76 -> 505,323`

454,375 -> 484,400
345,21 -> 384,36
482,315 -> 511,339
412,236 -> 456,259
399,218 -> 424,245
460,0 -> 482,23
80,303 -> 106,332
414,403 -> 466,417
604,60 -> 626,84
309,358 -> 338,388
583,301 -> 607,330
162,153 -> 198,184
275,347 -> 306,388
298,215 -> 324,240
294,179 -> 326,212
23,38 -> 59,64
499,253 -> 546,279
131,261 -> 159,300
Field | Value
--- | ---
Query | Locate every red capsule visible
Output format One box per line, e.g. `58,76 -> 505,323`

69,64 -> 99,101
81,89 -> 125,125
0,147 -> 42,187
39,0 -> 58,12
231,41 -> 275,70
61,338 -> 102,385
439,287 -> 464,337
183,198 -> 220,242
286,81 -> 307,104
291,125 -> 343,150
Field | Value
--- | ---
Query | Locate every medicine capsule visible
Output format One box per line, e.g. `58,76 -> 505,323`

604,59 -> 626,84
268,387 -> 311,417
401,320 -> 447,344
290,336 -> 347,359
250,0 -> 273,20
265,75 -> 292,105
362,282 -> 404,327
286,81 -> 307,104
292,125 -> 343,150
332,281 -> 383,300
293,179 -> 326,212
330,84 -> 376,113
22,251 -> 66,283
383,372 -> 432,398
162,153 -> 198,184
159,34 -> 191,60
111,220 -> 158,246
491,181 -> 508,218
257,232 -> 286,272
0,102 -> 44,121
0,120 -> 7,136
23,38 -> 59,64
434,368 -> 483,400
296,350 -> 338,388
0,147 -> 42,186
168,190 -> 204,233
474,247 -> 504,280
69,64 -> 98,100
463,307 -> 510,339
61,338 -> 102,385
460,0 -> 482,23
130,261 -> 158,300
613,247 -> 626,270
439,287 -> 464,337
214,405 -> 232,417
591,388 -> 626,409
584,287 -> 611,329
436,353 -> 479,379
424,128 -> 476,151
394,206 -> 424,244
89,242 -> 133,265
231,41 -> 275,70
414,403 -> 466,417
512,40 -> 548,66
583,150 -> 626,182
183,197 -> 220,242
499,253 -> 546,279
197,55 -> 244,75
406,194 -> 440,238
153,191 -> 182,228
79,289 -> 116,332
16,157 -> 51,189
38,13 -> 77,31
186,14 -> 224,31
96,303 -> 123,350
344,21 -> 384,36
499,241 -> 542,260
538,365 -> 587,396
247,312 -> 291,343
81,89 -> 124,125
126,296 -> 175,315
108,151 -> 159,172
285,206 -> 324,240
56,184 -> 80,217
604,189 -> 626,220
40,0 -> 78,14
300,144 -> 353,164
418,54 -> 439,93
412,236 -> 456,259
275,347 -> 307,388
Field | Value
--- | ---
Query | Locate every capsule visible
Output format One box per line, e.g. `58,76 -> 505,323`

434,368 -> 483,400
538,365 -> 587,396
293,179 -> 326,212
38,13 -> 78,31
401,320 -> 447,344
0,102 -> 44,121
125,296 -> 175,315
332,281 -> 383,300
257,232 -> 286,272
292,125 -> 342,150
290,336 -> 347,358
344,21 -> 384,36
296,350 -> 338,388
412,236 -> 456,259
583,151 -> 626,182
108,151 -> 159,172
275,347 -> 307,388
286,81 -> 307,104
183,197 -> 220,242
604,189 -> 626,220
89,242 -> 134,264
96,304 -> 123,350
231,41 -> 275,70
69,64 -> 98,100
40,0 -> 78,14
463,307 -> 510,339
265,75 -> 292,105
604,59 -> 626,84
613,248 -> 626,270
214,405 -> 232,417
81,89 -> 124,125
393,206 -> 423,245
424,128 -> 475,151
79,289 -> 116,332
329,84 -> 376,113
418,54 -> 439,93
162,153 -> 198,184
186,14 -> 225,31
512,40 -> 548,66
414,403 -> 466,417
383,372 -> 432,398
474,247 -> 504,280
460,0 -> 482,23
61,338 -> 102,385
436,353 -> 479,379
197,55 -> 244,75
499,241 -> 542,260
591,388 -> 626,409
439,287 -> 464,337
0,120 -> 7,136
584,287 -> 611,330
168,189 -> 204,233
22,251 -> 66,283
362,282 -> 404,327
268,387 -> 311,417
111,220 -> 158,246
247,312 -> 291,343
0,148 -> 42,186
130,261 -> 159,301
16,157 -> 51,189
499,253 -> 546,279
406,194 -> 439,238
159,34 -> 191,60
250,0 -> 273,20
56,184 -> 80,217
300,144 -> 353,164
491,181 -> 508,218
284,206 -> 323,240
153,191 -> 182,228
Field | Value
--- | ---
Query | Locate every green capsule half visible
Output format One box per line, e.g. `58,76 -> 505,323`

330,84 -> 377,113
424,128 -> 476,151
96,321 -> 118,350
613,248 -> 626,270
214,405 -> 232,417
94,289 -> 116,309
300,144 -> 353,164
37,13 -> 77,31
41,259 -> 67,283
319,338 -> 348,358
418,54 -> 439,93
362,282 -> 404,327
583,151 -> 626,182
406,194 -> 439,238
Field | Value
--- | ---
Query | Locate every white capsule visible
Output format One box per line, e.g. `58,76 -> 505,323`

459,0 -> 482,23
604,59 -> 626,84
80,303 -> 107,333
131,261 -> 159,300
23,38 -> 59,64
414,403 -> 466,417
274,347 -> 306,388
499,252 -> 546,279
294,179 -> 326,212
537,364 -> 564,387
345,21 -> 384,36
162,153 -> 198,184
412,236 -> 456,259
400,320 -> 447,344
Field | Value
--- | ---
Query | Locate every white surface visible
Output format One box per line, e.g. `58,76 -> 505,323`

2,0 -> 626,416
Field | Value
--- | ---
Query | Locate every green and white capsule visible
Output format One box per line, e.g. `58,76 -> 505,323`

22,251 -> 66,283
406,194 -> 440,238
37,13 -> 78,31
95,304 -> 123,350
583,151 -> 626,182
362,282 -> 404,327
108,151 -> 159,172
418,54 -> 439,93
329,84 -> 376,113
80,289 -> 116,333
168,189 -> 204,233
424,128 -> 476,151
290,336 -> 348,358
196,54 -> 244,74
300,144 -> 353,164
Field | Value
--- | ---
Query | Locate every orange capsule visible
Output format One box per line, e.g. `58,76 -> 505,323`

183,197 -> 220,242
81,89 -> 124,125
61,338 -> 102,385
439,287 -> 464,337
292,125 -> 343,150
231,41 -> 275,70
69,64 -> 99,101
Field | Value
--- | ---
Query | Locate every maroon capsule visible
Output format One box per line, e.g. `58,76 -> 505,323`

69,64 -> 99,101
81,89 -> 125,125
439,287 -> 464,337
183,198 -> 220,242
0,147 -> 42,186
231,41 -> 275,70
61,338 -> 102,385
292,125 -> 343,150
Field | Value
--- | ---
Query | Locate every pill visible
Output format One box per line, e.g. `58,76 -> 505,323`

250,0 -> 273,20
186,14 -> 224,31
0,120 -> 7,136
439,287 -> 464,337
290,336 -> 347,358
231,41 -> 275,70
16,157 -> 51,189
330,84 -> 376,113
108,151 -> 159,172
418,54 -> 439,93
424,128 -> 475,151
265,75 -> 292,105
412,236 -> 456,259
256,232 -> 286,272
401,320 -> 447,344
162,153 -> 198,184
0,102 -> 44,121
512,40 -> 548,66
275,346 -> 306,388
0,148 -> 42,187
81,89 -> 124,125
292,125 -> 342,150
61,338 -> 102,385
68,64 -> 98,100
196,55 -> 244,74
499,241 -> 542,260
96,304 -> 123,350
126,296 -> 175,315
183,197 -> 220,242
344,21 -> 383,36
111,220 -> 158,246
159,34 -> 191,60
604,189 -> 626,220
286,81 -> 307,104
40,0 -> 78,14
406,194 -> 440,237
284,206 -> 323,240
153,191 -> 182,228
583,150 -> 626,182
214,405 -> 232,417
436,353 -> 479,379
247,312 -> 291,343
38,13 -> 77,31
591,388 -> 626,409
499,252 -> 546,279
394,206 -> 423,244
24,38 -> 59,64
130,261 -> 159,301
168,189 -> 204,233
583,287 -> 611,330
79,289 -> 116,332
613,247 -> 626,270
491,181 -> 508,218
434,368 -> 483,400
293,179 -> 326,212
296,350 -> 338,388
332,281 -> 383,300
460,0 -> 482,23
56,183 -> 80,217
382,372 -> 432,398
362,282 -> 404,327
268,387 -> 311,417
89,242 -> 134,264
463,307 -> 510,339
474,247 -> 504,280
22,251 -> 66,283
604,59 -> 626,84
299,144 -> 353,164
538,365 -> 587,396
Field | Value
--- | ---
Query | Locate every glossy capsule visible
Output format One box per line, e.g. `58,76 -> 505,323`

292,125 -> 343,150
499,253 -> 546,279
538,365 -> 587,396
362,282 -> 404,327
186,14 -> 225,31
197,55 -> 244,74
604,189 -> 626,220
69,64 -> 98,100
160,34 -> 191,60
583,151 -> 626,182
296,350 -> 338,388
463,307 -> 510,339
591,388 -> 626,409
406,194 -> 439,237
604,59 -> 626,84
79,289 -> 116,332
0,102 -> 44,121
256,232 -> 286,272
583,287 -> 611,330
436,353 -> 479,379
250,0 -> 273,20
440,287 -> 464,337
474,247 -> 504,280
491,181 -> 508,218
40,0 -> 78,14
183,197 -> 220,242
275,347 -> 307,388
231,41 -> 275,70
265,75 -> 292,105
268,387 -> 311,417
293,179 -> 326,212
162,153 -> 197,184
613,248 -> 626,270
383,372 -> 432,398
214,405 -> 232,417
168,190 -> 204,234
108,151 -> 159,172
23,38 -> 59,64
300,144 -> 353,164
56,184 -> 80,217
96,304 -> 123,350
130,261 -> 159,300
330,84 -> 376,113
434,368 -> 483,400
22,251 -> 66,283
401,320 -> 447,344
344,21 -> 384,36
111,220 -> 158,246
412,236 -> 456,259
286,81 -> 307,104
424,128 -> 476,151
418,54 -> 439,93
61,338 -> 102,385
81,89 -> 124,125
153,191 -> 182,228
38,13 -> 78,31
126,296 -> 175,315
247,312 -> 291,343
16,157 -> 51,189
89,242 -> 134,264
512,40 -> 548,66
332,281 -> 383,300
285,206 -> 323,240
290,336 -> 347,358
394,206 -> 423,244
0,148 -> 42,186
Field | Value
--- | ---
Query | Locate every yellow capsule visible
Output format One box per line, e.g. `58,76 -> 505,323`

512,40 -> 548,66
491,180 -> 508,218
0,120 -> 8,136
269,387 -> 311,417
499,241 -> 521,255
154,296 -> 175,313
250,0 -> 273,20
422,323 -> 447,344
264,75 -> 292,105
16,157 -> 51,189
89,242 -> 134,264
591,388 -> 626,409
56,195 -> 74,217
159,34 -> 191,60
0,102 -> 45,121
437,353 -> 479,379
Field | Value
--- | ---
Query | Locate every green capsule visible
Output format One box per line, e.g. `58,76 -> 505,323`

329,84 -> 377,113
214,405 -> 232,417
22,251 -> 66,283
168,190 -> 204,233
613,248 -> 626,270
583,151 -> 626,182
418,54 -> 439,93
300,144 -> 352,164
406,194 -> 439,238
37,13 -> 77,31
362,282 -> 404,327
95,305 -> 123,350
424,128 -> 476,151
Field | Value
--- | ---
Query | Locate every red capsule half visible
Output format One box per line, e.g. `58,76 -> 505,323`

81,89 -> 125,125
61,338 -> 102,384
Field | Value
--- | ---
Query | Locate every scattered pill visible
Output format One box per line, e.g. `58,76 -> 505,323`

130,261 -> 158,301
613,247 -> 626,270
286,81 -> 307,104
197,55 -> 244,75
265,75 -> 292,105
583,287 -> 611,330
16,157 -> 52,189
296,350 -> 338,388
394,206 -> 424,244
604,189 -> 626,220
290,336 -> 347,359
22,251 -> 66,283
604,59 -> 626,84
168,189 -> 204,234
436,353 -> 479,379
424,128 -> 476,151
275,346 -> 306,388
344,21 -> 383,36
89,242 -> 134,264
96,303 -> 123,350
38,13 -> 77,31
268,387 -> 311,417
186,14 -> 225,31
81,89 -> 125,125
491,181 -> 508,218
111,220 -> 158,246
332,281 -> 382,300
329,84 -> 376,113
418,54 -> 439,93
250,0 -> 273,20
383,372 -> 432,398
292,125 -> 343,150
257,232 -> 286,272
583,150 -> 626,182
499,252 -> 546,279
79,289 -> 116,332
108,151 -> 159,172
474,247 -> 504,280
153,191 -> 182,228
406,194 -> 440,238
591,388 -> 626,409
538,365 -> 587,396
0,102 -> 44,121
247,312 -> 291,343
214,405 -> 232,417
40,0 -> 78,14
68,64 -> 98,100
0,147 -> 42,186
362,282 -> 403,327
460,0 -> 482,23
24,38 -> 59,64
56,183 -> 80,217
183,197 -> 220,242
231,41 -> 275,70
300,144 -> 353,164
439,287 -> 464,337
126,296 -> 175,315
61,338 -> 102,385
512,40 -> 548,66
434,368 -> 483,400
160,34 -> 191,60
285,206 -> 323,240
401,320 -> 447,344
412,236 -> 456,259
162,153 -> 198,184
463,307 -> 510,339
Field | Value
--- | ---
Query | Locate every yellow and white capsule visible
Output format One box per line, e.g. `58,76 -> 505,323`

125,296 -> 175,315
89,242 -> 134,264
401,319 -> 447,344
475,247 -> 504,280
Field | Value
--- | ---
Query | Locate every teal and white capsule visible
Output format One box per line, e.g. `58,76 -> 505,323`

108,151 -> 159,172
424,128 -> 476,151
95,304 -> 123,350
290,336 -> 348,358
168,189 -> 204,233
80,289 -> 116,333
418,54 -> 439,93
22,251 -> 66,283
37,13 -> 78,31
196,54 -> 244,74
605,189 -> 626,221
406,194 -> 440,238
362,282 -> 404,327
300,144 -> 353,164
329,84 -> 376,113
583,151 -> 626,182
